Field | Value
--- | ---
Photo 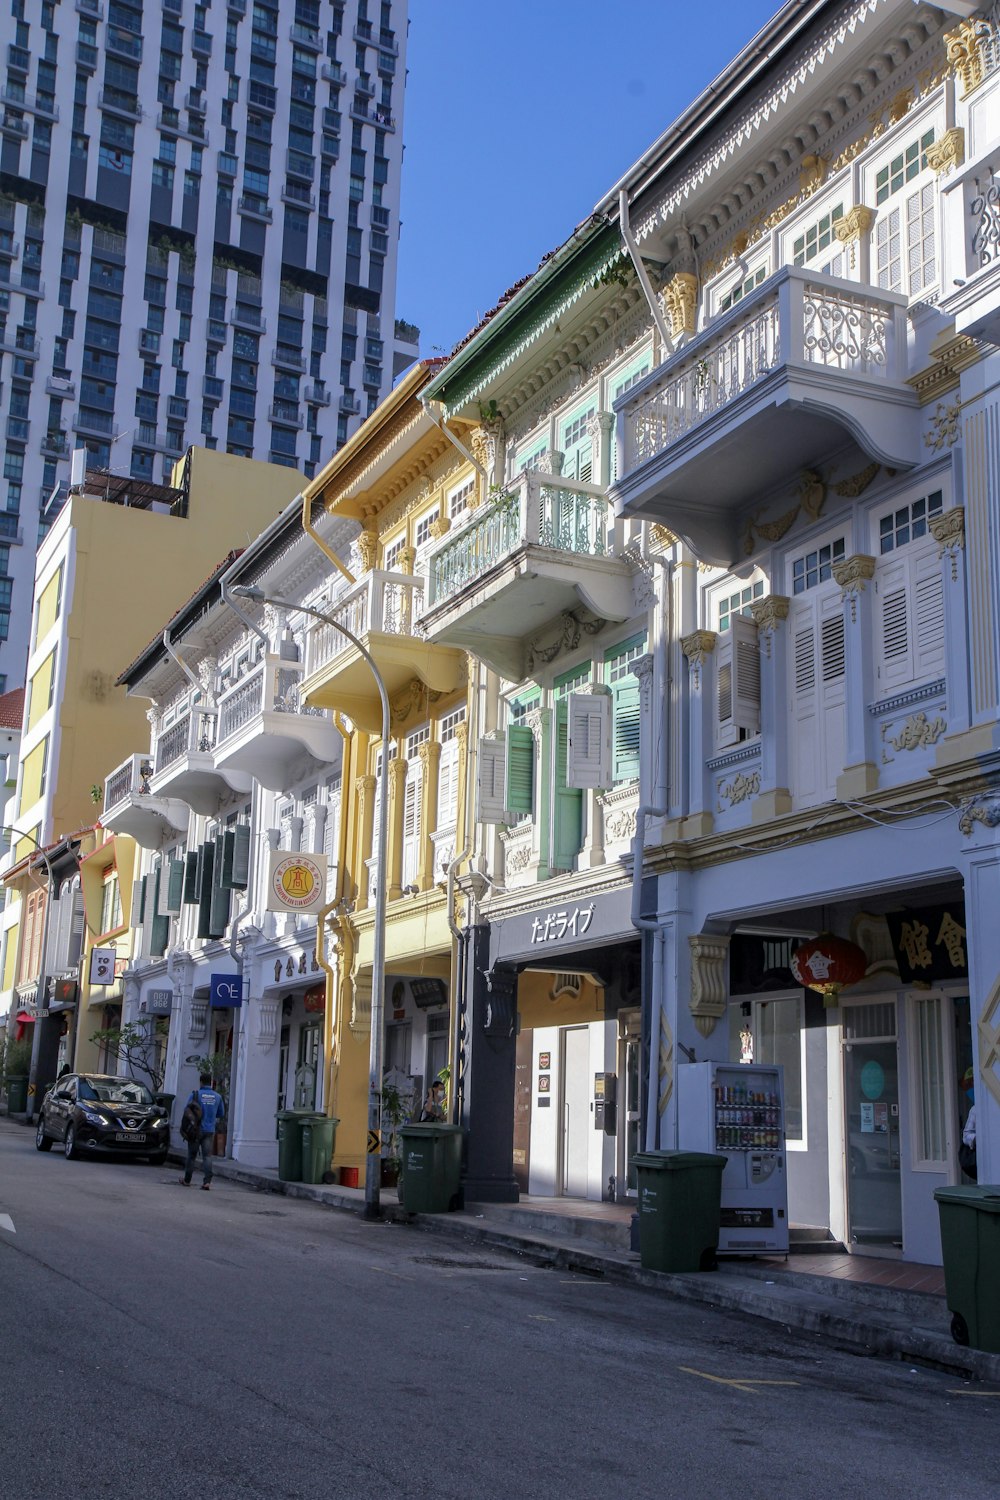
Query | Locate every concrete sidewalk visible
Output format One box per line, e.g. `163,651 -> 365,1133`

200,1152 -> 1000,1385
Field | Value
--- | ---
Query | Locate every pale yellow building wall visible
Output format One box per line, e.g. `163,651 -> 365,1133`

47,450 -> 301,841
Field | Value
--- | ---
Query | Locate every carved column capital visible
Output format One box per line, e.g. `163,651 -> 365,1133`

398,545 -> 416,577
355,529 -> 378,573
429,514 -> 451,540
681,630 -> 718,667
930,506 -> 966,582
832,554 -> 876,596
926,126 -> 965,177
629,652 -> 655,709
945,19 -> 987,99
387,755 -> 407,807
749,594 -> 791,634
417,738 -> 442,782
688,934 -> 730,1039
255,996 -> 280,1051
355,773 -> 375,817
662,272 -> 698,336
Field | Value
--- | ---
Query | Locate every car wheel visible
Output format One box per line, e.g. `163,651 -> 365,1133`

35,1117 -> 52,1152
63,1123 -> 79,1161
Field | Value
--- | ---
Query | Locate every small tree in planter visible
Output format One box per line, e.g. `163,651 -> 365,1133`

89,1020 -> 168,1094
193,1051 -> 231,1154
4,1036 -> 32,1080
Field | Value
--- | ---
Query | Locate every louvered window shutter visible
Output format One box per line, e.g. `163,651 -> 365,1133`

133,878 -> 146,926
477,735 -> 507,824
183,850 -> 199,905
876,555 -> 913,693
567,691 -> 611,789
876,543 -> 944,695
150,866 -> 170,957
165,857 -> 185,915
229,824 -> 251,890
552,701 -> 583,870
612,675 -> 641,784
913,544 -> 944,681
505,724 -> 534,818
196,841 -> 215,940
68,895 -> 85,967
731,614 -> 761,736
209,834 -> 231,939
820,611 -> 846,686
437,740 -> 458,830
716,629 -> 736,746
402,761 -> 421,887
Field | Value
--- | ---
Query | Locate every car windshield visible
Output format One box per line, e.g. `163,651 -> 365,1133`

78,1077 -> 155,1106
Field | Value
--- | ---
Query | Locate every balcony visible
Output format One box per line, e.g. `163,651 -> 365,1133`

98,89 -> 141,121
0,87 -> 58,121
321,61 -> 345,85
230,306 -> 266,332
350,100 -> 395,130
939,153 -> 1000,347
290,22 -> 322,52
0,114 -> 28,139
40,431 -> 69,459
237,196 -> 273,223
300,572 -> 464,732
268,403 -> 303,428
150,704 -> 248,812
272,349 -> 306,372
45,375 -> 75,398
214,654 -> 339,791
612,265 -> 920,568
303,383 -> 331,406
0,334 -> 40,359
102,753 -> 189,849
421,472 -> 634,680
75,409 -> 114,438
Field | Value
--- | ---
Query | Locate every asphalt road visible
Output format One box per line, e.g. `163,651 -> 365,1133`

0,1119 -> 996,1500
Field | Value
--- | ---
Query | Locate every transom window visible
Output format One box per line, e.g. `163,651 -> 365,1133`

878,490 -> 943,554
612,354 -> 652,401
414,513 -> 433,549
793,205 -> 844,266
561,406 -> 596,450
875,131 -> 935,204
554,665 -> 590,699
718,579 -> 765,632
406,724 -> 430,758
792,537 -> 845,594
383,536 -> 404,570
605,637 -> 645,681
508,690 -> 540,725
449,477 -> 475,518
719,265 -> 766,312
439,705 -> 465,742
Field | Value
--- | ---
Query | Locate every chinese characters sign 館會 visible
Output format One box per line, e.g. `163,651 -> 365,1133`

884,904 -> 967,984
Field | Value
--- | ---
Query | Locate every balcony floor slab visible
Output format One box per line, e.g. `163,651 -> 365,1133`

301,637 -> 466,733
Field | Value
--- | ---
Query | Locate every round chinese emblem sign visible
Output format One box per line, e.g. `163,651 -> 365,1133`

271,855 -> 324,911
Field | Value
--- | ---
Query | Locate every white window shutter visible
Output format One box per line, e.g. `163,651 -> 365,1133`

477,734 -> 507,824
436,740 -> 458,830
913,543 -> 944,681
566,690 -> 611,789
402,761 -> 421,887
876,554 -> 913,693
876,205 -> 902,293
716,628 -> 737,747
731,614 -> 761,737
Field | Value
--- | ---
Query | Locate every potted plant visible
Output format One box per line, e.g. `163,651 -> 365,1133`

4,1036 -> 33,1113
195,1051 -> 232,1154
379,1080 -> 410,1187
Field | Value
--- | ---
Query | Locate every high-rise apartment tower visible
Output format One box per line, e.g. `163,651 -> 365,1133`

0,0 -> 413,687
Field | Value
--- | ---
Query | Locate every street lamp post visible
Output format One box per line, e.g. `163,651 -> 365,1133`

230,585 -> 390,1219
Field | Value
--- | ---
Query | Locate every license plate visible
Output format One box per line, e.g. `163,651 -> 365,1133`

115,1132 -> 146,1143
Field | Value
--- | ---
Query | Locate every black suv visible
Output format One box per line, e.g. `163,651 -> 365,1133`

35,1073 -> 171,1164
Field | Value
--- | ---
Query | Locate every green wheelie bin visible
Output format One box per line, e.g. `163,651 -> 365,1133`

634,1150 -> 727,1273
276,1110 -> 312,1183
301,1114 -> 339,1185
5,1077 -> 28,1114
934,1185 -> 1000,1351
398,1123 -> 463,1212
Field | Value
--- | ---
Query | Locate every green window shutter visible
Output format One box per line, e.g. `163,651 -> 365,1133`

183,850 -> 200,905
138,875 -> 149,924
552,700 -> 582,870
196,841 -> 215,940
150,867 -> 170,957
611,676 -> 641,783
166,857 -> 185,914
229,823 -> 251,890
209,833 -> 231,938
219,828 -> 236,889
504,724 -> 534,817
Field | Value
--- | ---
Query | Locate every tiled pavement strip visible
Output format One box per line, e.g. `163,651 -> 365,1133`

199,1154 -> 1000,1385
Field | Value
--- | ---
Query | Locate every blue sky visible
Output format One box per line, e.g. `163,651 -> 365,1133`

395,0 -> 783,358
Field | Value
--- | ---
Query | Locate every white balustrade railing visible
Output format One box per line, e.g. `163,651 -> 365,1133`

216,654 -> 307,745
305,571 -> 424,675
104,752 -> 153,814
154,706 -> 217,774
617,266 -> 908,481
426,471 -> 614,608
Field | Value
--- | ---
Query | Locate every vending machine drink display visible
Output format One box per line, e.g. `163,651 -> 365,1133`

678,1062 -> 789,1254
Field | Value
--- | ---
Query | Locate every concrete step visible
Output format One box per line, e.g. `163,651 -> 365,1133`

466,1201 -> 633,1253
720,1259 -> 946,1324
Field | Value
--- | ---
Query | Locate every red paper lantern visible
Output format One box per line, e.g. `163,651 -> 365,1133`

790,933 -> 868,1005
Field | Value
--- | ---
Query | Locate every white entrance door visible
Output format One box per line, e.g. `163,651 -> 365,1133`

562,1026 -> 590,1197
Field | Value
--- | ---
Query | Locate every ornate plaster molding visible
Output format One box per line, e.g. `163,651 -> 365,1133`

959,794 -> 1000,838
908,332 -> 983,405
749,594 -> 790,636
833,461 -> 880,498
662,272 -> 699,336
929,506 -> 965,580
689,934 -> 730,1039
833,553 -> 877,608
357,529 -> 378,573
681,630 -> 718,668
927,126 -> 965,177
945,18 -> 989,98
833,204 -> 876,267
717,769 -> 761,810
882,711 -> 947,757
925,399 -> 962,452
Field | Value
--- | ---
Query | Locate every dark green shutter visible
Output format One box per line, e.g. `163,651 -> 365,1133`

183,850 -> 200,904
196,841 -> 215,939
219,828 -> 236,889
209,834 -> 231,938
150,866 -> 169,957
552,700 -> 582,871
504,725 -> 534,817
167,857 -> 185,913
230,823 -> 251,890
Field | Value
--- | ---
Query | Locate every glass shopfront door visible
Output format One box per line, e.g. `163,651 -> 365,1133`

844,1003 -> 902,1248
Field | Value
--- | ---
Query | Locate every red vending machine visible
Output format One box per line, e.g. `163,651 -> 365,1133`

678,1061 -> 789,1255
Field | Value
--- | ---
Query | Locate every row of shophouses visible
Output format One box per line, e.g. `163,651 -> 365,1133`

4,0 -> 1000,1264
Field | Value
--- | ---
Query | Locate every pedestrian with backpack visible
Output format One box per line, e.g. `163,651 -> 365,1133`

179,1072 -> 225,1190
